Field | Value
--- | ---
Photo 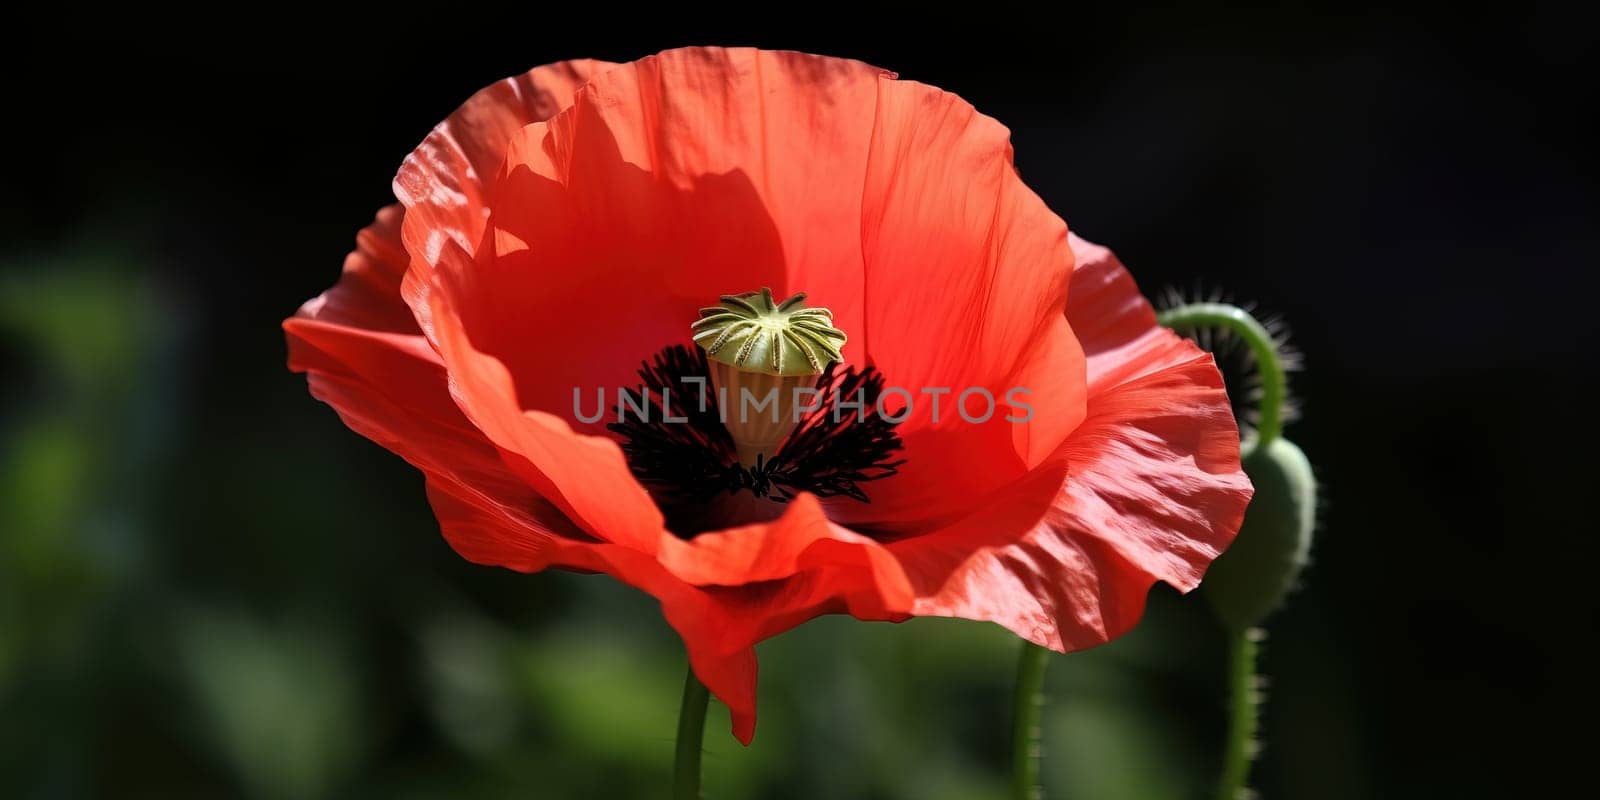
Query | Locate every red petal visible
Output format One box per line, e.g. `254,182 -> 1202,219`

401,49 -> 889,430
1066,233 -> 1174,392
292,205 -> 415,335
565,48 -> 890,358
657,493 -> 912,594
415,246 -> 669,552
290,59 -> 635,565
426,485 -> 910,745
888,236 -> 1252,651
393,59 -> 616,270
837,78 -> 1088,532
285,213 -> 584,565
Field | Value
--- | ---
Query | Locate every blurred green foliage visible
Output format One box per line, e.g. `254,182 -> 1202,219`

178,612 -> 365,800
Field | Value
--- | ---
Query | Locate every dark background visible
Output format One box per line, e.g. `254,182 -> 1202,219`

3,8 -> 1595,798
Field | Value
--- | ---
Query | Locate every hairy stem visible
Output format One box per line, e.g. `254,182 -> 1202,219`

1217,629 -> 1264,799
1157,303 -> 1288,448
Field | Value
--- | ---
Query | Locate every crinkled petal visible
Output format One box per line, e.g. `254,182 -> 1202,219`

887,236 -> 1252,651
393,59 -> 617,272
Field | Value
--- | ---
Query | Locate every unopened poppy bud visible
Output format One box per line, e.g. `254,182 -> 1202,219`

691,288 -> 845,466
1204,437 -> 1318,632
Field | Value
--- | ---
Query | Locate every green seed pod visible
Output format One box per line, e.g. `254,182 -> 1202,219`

691,288 -> 845,377
1204,437 -> 1318,632
692,288 -> 846,466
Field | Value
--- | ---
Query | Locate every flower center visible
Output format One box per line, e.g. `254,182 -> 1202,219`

608,289 -> 903,537
692,288 -> 845,466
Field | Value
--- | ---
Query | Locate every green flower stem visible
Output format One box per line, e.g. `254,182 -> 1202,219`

673,666 -> 710,800
1011,641 -> 1051,800
1217,628 -> 1263,800
1157,305 -> 1286,799
1156,303 -> 1288,449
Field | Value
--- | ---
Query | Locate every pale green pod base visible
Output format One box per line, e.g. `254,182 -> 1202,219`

709,360 -> 819,467
1204,437 -> 1318,632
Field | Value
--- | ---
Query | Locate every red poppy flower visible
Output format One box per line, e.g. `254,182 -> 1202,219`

284,48 -> 1252,744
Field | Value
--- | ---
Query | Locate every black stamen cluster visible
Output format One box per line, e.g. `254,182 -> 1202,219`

607,345 -> 903,533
